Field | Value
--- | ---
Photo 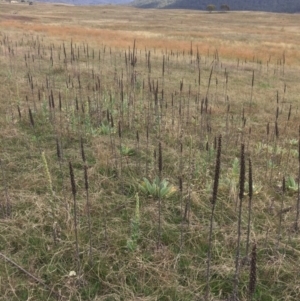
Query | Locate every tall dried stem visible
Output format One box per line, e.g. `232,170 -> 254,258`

206,135 -> 222,301
233,143 -> 245,300
277,177 -> 286,249
245,158 -> 253,257
0,160 -> 11,218
157,141 -> 162,249
248,243 -> 257,301
69,162 -> 80,276
296,127 -> 300,232
84,165 -> 93,264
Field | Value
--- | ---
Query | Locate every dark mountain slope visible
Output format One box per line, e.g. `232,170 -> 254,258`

130,0 -> 300,13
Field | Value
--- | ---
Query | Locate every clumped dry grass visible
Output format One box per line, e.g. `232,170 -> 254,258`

0,3 -> 300,301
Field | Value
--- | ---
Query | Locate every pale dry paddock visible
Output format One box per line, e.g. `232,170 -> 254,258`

1,3 -> 300,64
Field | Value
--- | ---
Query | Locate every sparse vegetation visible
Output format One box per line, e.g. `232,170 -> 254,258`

0,3 -> 300,301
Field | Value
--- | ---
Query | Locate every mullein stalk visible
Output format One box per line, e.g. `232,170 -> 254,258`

0,160 -> 11,218
282,104 -> 291,137
69,162 -> 80,276
282,51 -> 285,76
245,158 -> 253,257
224,69 -> 228,102
277,177 -> 286,249
233,143 -> 246,300
205,65 -> 213,100
248,243 -> 257,301
295,127 -> 300,233
109,111 -> 117,173
136,130 -> 140,174
157,142 -> 162,249
119,121 -> 124,193
269,121 -> 279,183
84,165 -> 93,264
56,138 -> 69,218
250,70 -> 254,112
171,93 -> 175,127
179,141 -> 184,249
17,105 -> 21,120
28,107 -> 40,152
146,125 -> 149,175
162,55 -> 165,91
179,175 -> 184,250
265,122 -> 270,179
184,136 -> 193,223
80,137 -> 86,163
214,77 -> 218,106
41,151 -> 53,196
81,139 -> 93,263
206,135 -> 222,301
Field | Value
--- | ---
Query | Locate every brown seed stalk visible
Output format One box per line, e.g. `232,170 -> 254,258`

206,135 -> 222,300
80,138 -> 86,163
246,158 -> 253,257
69,162 -> 80,274
69,161 -> 76,197
56,138 -> 61,160
233,143 -> 245,299
211,135 -> 222,205
296,127 -> 300,232
248,243 -> 257,300
29,107 -> 34,127
158,142 -> 162,175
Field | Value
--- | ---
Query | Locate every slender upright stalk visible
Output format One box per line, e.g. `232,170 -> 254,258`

136,130 -> 140,174
248,243 -> 257,301
282,51 -> 285,76
0,160 -> 11,218
296,128 -> 300,232
246,158 -> 253,257
265,122 -> 270,179
179,141 -> 184,249
157,142 -> 162,249
69,162 -> 80,276
80,137 -> 86,163
250,70 -> 254,112
28,107 -> 41,154
206,135 -> 222,301
118,121 -> 124,193
80,138 -> 92,263
206,65 -> 213,100
146,125 -> 149,175
277,177 -> 286,249
84,165 -> 93,264
179,175 -> 184,250
184,137 -> 193,223
233,143 -> 245,300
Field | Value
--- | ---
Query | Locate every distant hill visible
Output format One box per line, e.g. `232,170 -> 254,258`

36,0 -> 131,5
130,0 -> 300,13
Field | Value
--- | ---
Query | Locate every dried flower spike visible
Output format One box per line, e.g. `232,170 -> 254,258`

69,162 -> 76,196
249,243 -> 257,300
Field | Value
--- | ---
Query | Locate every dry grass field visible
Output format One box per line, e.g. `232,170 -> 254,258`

1,3 -> 300,301
1,3 -> 300,62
